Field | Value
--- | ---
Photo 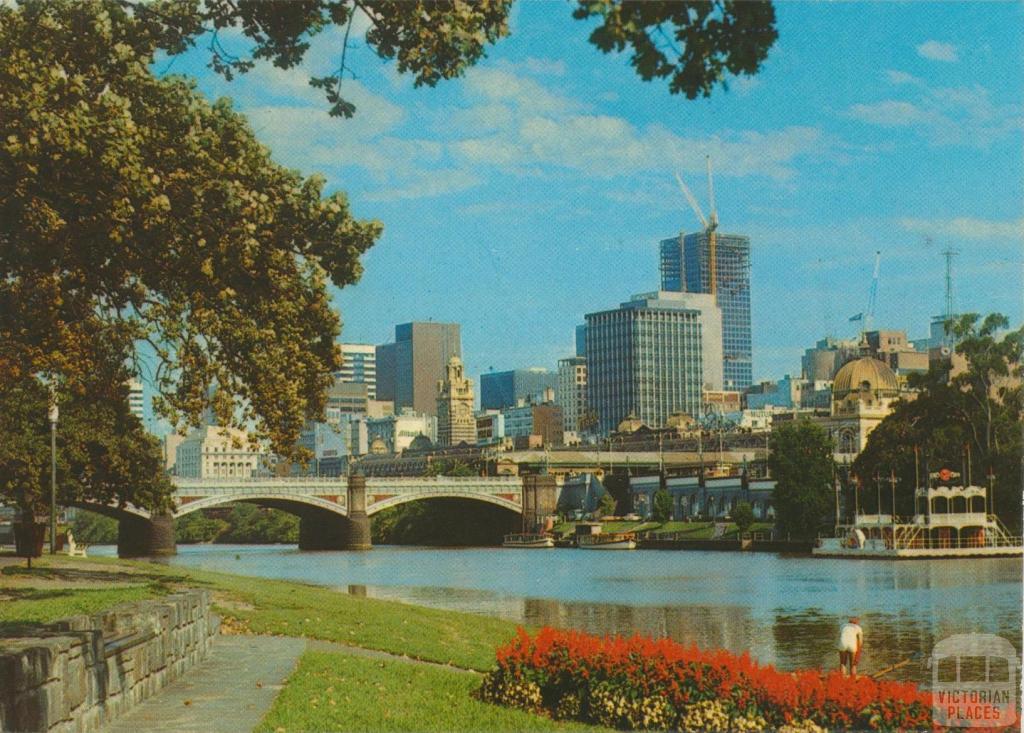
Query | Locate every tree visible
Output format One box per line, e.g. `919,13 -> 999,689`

0,373 -> 173,552
424,459 -> 477,477
1,1 -> 380,456
127,0 -> 778,118
731,501 -> 754,535
175,511 -> 229,544
70,510 -> 119,544
854,313 -> 1023,531
2,1 -> 776,457
598,492 -> 618,518
768,420 -> 834,541
652,487 -> 674,523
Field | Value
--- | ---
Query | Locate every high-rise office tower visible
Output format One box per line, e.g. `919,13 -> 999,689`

659,232 -> 752,390
376,322 -> 461,416
337,343 -> 377,399
480,368 -> 558,410
127,379 -> 144,423
556,356 -> 587,432
585,291 -> 723,435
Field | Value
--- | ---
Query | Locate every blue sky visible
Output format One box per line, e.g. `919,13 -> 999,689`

165,1 -> 1023,387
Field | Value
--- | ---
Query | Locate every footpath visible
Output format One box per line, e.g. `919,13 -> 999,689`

101,635 -> 304,733
100,634 -> 480,733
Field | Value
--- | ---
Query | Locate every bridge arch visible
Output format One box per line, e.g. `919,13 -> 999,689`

68,500 -> 151,521
173,493 -> 348,518
367,491 -> 522,516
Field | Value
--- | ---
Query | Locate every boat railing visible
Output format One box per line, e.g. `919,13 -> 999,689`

891,534 -> 1024,550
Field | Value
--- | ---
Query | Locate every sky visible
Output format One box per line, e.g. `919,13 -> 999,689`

162,1 -> 1024,391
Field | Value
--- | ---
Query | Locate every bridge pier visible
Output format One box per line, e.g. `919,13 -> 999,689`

297,473 -> 371,551
117,512 -> 176,558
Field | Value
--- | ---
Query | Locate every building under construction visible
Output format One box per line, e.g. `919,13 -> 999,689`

660,231 -> 752,390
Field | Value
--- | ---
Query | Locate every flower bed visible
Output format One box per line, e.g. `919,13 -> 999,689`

477,627 -> 937,731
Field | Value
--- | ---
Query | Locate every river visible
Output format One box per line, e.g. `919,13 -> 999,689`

98,544 -> 1022,684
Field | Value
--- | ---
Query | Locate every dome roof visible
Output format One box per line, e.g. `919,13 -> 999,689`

832,356 -> 899,398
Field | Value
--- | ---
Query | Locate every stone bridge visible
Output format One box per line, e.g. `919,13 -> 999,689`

80,474 -> 557,557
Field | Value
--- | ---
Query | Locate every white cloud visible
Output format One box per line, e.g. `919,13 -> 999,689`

916,40 -> 959,63
884,69 -> 920,86
447,66 -> 823,181
899,217 -> 1024,241
847,100 -> 929,127
522,57 -> 567,77
847,73 -> 1023,147
363,169 -> 482,202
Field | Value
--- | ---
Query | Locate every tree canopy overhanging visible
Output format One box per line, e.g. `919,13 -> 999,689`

125,0 -> 778,118
0,0 -> 381,454
0,0 -> 777,461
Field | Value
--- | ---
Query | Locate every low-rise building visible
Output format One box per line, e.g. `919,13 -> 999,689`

367,409 -> 437,454
631,474 -> 776,522
502,400 -> 564,447
175,426 -> 266,478
475,410 -> 506,446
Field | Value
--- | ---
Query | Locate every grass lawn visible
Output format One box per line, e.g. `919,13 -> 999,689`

256,651 -> 610,733
0,584 -> 160,631
1,555 -> 517,670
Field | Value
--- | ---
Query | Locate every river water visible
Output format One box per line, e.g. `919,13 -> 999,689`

100,544 -> 1022,684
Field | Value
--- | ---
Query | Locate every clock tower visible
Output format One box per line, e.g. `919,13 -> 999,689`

437,356 -> 476,447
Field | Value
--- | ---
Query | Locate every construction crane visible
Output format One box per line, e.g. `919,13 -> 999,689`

674,154 -> 720,299
864,250 -> 881,335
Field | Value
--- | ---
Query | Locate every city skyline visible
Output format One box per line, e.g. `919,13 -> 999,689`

150,2 -> 1023,411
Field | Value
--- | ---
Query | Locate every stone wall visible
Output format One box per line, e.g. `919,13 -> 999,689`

0,590 -> 219,733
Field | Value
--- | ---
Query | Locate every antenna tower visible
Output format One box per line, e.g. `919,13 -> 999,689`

941,247 -> 959,346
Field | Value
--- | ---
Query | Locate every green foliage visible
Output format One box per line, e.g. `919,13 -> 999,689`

424,459 -> 478,477
70,510 -> 118,544
174,511 -> 228,544
0,376 -> 172,517
573,1 -> 778,100
768,420 -> 834,540
216,504 -> 300,544
651,488 -> 673,523
371,499 -> 514,546
731,501 -> 754,534
130,0 -> 775,118
597,492 -> 617,518
855,312 -> 1023,530
0,1 -> 381,456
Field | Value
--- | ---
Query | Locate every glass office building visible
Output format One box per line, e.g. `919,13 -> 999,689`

480,368 -> 558,410
660,232 -> 752,390
585,292 -> 722,435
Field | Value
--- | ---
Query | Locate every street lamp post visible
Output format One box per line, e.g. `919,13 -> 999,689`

48,400 -> 58,554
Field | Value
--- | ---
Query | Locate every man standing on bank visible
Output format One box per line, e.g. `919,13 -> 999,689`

838,616 -> 863,676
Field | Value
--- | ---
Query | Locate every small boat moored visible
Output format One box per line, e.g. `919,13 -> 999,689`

577,532 -> 637,550
503,533 -> 555,548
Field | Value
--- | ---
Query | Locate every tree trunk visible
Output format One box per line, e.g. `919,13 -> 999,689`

13,517 -> 45,558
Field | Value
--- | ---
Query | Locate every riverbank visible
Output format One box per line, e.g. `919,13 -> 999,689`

0,554 -> 605,732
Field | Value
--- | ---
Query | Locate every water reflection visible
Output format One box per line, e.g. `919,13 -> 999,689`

349,582 -> 1020,684
138,544 -> 1022,685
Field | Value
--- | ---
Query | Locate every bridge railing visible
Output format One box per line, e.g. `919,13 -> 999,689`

173,476 -> 345,488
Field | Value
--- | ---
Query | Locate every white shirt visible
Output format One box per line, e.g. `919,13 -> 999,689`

839,623 -> 863,652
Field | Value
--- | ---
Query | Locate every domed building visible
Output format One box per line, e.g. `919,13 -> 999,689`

830,356 -> 902,458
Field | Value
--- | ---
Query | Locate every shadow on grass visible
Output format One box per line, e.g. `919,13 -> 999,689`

1,563 -> 194,588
